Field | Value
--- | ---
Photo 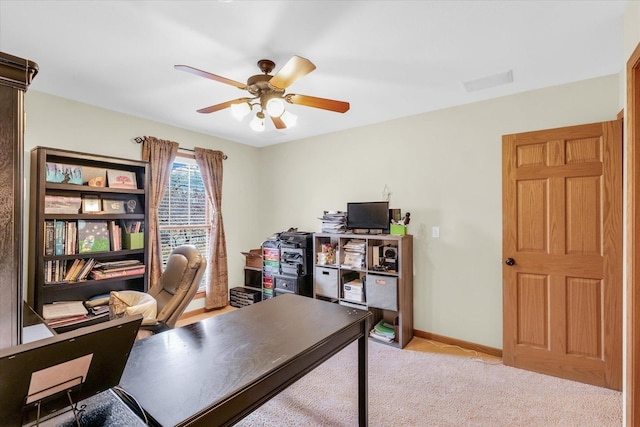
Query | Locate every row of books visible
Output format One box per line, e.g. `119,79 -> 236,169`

44,258 -> 97,284
90,260 -> 146,280
44,220 -> 78,256
43,258 -> 146,284
44,219 -> 143,255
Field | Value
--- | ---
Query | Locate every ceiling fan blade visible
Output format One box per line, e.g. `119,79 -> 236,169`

268,56 -> 316,89
175,65 -> 247,89
197,98 -> 252,114
286,94 -> 350,113
271,115 -> 287,129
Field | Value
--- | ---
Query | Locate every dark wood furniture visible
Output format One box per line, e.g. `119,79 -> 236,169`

119,293 -> 372,426
28,147 -> 149,332
0,52 -> 38,350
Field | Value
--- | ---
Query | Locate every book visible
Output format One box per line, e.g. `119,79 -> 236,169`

67,259 -> 86,281
44,195 -> 82,214
78,220 -> 110,253
42,301 -> 88,320
369,330 -> 394,343
93,263 -> 144,273
373,319 -> 396,337
76,258 -> 96,281
90,266 -> 145,280
44,221 -> 55,256
54,220 -> 66,256
93,259 -> 142,269
64,259 -> 81,281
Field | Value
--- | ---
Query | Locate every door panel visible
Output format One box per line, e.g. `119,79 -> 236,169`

503,120 -> 622,390
516,273 -> 548,348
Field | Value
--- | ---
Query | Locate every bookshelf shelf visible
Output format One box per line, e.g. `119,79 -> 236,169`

28,147 -> 150,331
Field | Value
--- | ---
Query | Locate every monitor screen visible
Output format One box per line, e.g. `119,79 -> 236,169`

347,201 -> 390,231
0,315 -> 141,426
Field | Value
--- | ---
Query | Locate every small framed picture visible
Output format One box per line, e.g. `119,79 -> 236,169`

107,170 -> 137,189
125,197 -> 140,213
82,196 -> 102,213
102,199 -> 126,214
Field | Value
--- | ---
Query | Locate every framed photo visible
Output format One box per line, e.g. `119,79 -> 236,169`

82,196 -> 102,213
124,196 -> 141,214
102,199 -> 126,214
107,170 -> 137,189
45,162 -> 83,185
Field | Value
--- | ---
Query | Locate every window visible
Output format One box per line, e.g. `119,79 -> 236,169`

158,156 -> 210,288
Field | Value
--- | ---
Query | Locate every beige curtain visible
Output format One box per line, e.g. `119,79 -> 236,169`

194,147 -> 228,310
141,136 -> 179,289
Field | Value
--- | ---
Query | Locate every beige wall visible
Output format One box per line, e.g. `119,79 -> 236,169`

22,92 -> 265,306
23,74 -> 620,350
625,0 -> 640,61
259,74 -> 620,348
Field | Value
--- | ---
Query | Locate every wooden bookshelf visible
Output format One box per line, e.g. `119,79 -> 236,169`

27,147 -> 150,331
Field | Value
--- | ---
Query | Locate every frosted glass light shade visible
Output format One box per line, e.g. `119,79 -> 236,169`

230,102 -> 251,121
250,113 -> 265,132
281,110 -> 297,128
266,98 -> 285,117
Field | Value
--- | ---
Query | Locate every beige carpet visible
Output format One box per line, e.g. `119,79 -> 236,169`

236,340 -> 622,427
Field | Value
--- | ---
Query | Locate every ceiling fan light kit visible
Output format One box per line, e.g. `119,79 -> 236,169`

175,55 -> 350,132
230,102 -> 252,121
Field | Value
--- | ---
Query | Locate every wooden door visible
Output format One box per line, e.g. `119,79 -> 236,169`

502,120 -> 622,390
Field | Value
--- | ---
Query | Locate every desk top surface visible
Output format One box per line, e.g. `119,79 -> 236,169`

119,294 -> 370,426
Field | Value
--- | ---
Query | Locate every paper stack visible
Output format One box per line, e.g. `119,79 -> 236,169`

43,301 -> 89,328
369,319 -> 396,343
342,239 -> 366,269
318,211 -> 347,233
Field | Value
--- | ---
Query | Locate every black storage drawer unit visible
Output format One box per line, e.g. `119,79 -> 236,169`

230,287 -> 262,308
274,275 -> 297,294
274,274 -> 312,297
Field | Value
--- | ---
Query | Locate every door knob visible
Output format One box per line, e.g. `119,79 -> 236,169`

505,258 -> 515,266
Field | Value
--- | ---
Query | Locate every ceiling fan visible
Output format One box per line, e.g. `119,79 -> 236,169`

175,55 -> 350,132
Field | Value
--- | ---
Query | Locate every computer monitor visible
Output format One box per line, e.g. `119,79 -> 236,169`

347,201 -> 390,232
0,315 -> 142,426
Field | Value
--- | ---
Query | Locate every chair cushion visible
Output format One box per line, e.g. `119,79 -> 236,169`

109,290 -> 157,323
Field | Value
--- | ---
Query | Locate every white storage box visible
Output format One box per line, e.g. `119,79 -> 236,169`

343,279 -> 364,303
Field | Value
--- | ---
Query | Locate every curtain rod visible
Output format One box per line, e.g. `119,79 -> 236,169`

134,137 -> 228,160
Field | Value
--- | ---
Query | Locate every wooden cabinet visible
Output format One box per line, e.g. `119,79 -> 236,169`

0,52 -> 38,349
27,147 -> 149,332
312,232 -> 413,348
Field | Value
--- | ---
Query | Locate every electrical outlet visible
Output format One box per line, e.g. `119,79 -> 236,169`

432,226 -> 440,238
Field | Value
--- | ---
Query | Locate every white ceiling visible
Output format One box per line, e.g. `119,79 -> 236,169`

0,1 -> 627,147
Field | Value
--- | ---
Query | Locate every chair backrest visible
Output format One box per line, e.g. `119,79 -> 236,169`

147,244 -> 207,329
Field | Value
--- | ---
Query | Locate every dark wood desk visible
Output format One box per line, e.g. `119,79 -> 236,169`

119,294 -> 372,426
